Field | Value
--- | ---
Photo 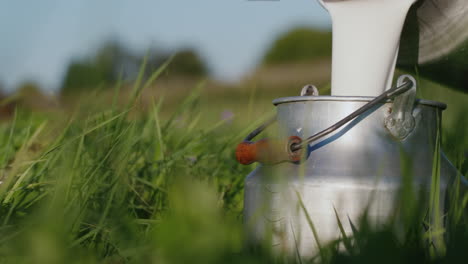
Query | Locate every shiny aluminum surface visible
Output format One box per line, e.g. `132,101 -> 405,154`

244,96 -> 458,256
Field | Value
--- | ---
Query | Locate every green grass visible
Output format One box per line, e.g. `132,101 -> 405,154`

0,65 -> 467,263
0,72 -> 273,263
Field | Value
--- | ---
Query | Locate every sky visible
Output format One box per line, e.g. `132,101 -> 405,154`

0,0 -> 330,92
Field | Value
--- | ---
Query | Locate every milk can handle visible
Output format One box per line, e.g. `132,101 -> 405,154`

235,76 -> 415,165
235,132 -> 303,165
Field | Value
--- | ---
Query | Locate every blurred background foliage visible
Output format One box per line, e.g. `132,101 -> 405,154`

263,27 -> 332,65
60,41 -> 208,95
59,27 -> 332,96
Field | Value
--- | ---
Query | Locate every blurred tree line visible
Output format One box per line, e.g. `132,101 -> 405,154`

3,26 -> 466,97
60,28 -> 333,95
262,27 -> 332,65
61,41 -> 208,95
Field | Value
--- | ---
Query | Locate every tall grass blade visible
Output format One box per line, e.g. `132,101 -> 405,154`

333,206 -> 353,253
295,190 -> 325,261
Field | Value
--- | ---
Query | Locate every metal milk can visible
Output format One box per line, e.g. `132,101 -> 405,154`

235,75 -> 463,256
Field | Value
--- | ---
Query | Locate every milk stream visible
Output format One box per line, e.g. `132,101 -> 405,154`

318,0 -> 417,96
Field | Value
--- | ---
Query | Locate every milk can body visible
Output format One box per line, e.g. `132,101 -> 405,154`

243,96 -> 458,256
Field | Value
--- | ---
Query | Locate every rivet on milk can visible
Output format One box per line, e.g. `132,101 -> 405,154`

235,75 -> 467,257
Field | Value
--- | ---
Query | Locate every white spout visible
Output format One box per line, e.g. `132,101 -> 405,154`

318,0 -> 417,96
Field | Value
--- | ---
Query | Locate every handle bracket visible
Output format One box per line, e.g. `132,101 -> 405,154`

384,75 -> 417,140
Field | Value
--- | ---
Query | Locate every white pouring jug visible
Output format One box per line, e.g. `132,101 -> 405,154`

318,0 -> 417,96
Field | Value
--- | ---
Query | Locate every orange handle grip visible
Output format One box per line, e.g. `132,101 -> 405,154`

235,136 -> 303,165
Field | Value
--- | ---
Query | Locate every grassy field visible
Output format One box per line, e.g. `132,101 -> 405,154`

0,62 -> 467,263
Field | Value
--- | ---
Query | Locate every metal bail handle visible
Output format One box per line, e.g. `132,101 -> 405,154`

235,77 -> 415,165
